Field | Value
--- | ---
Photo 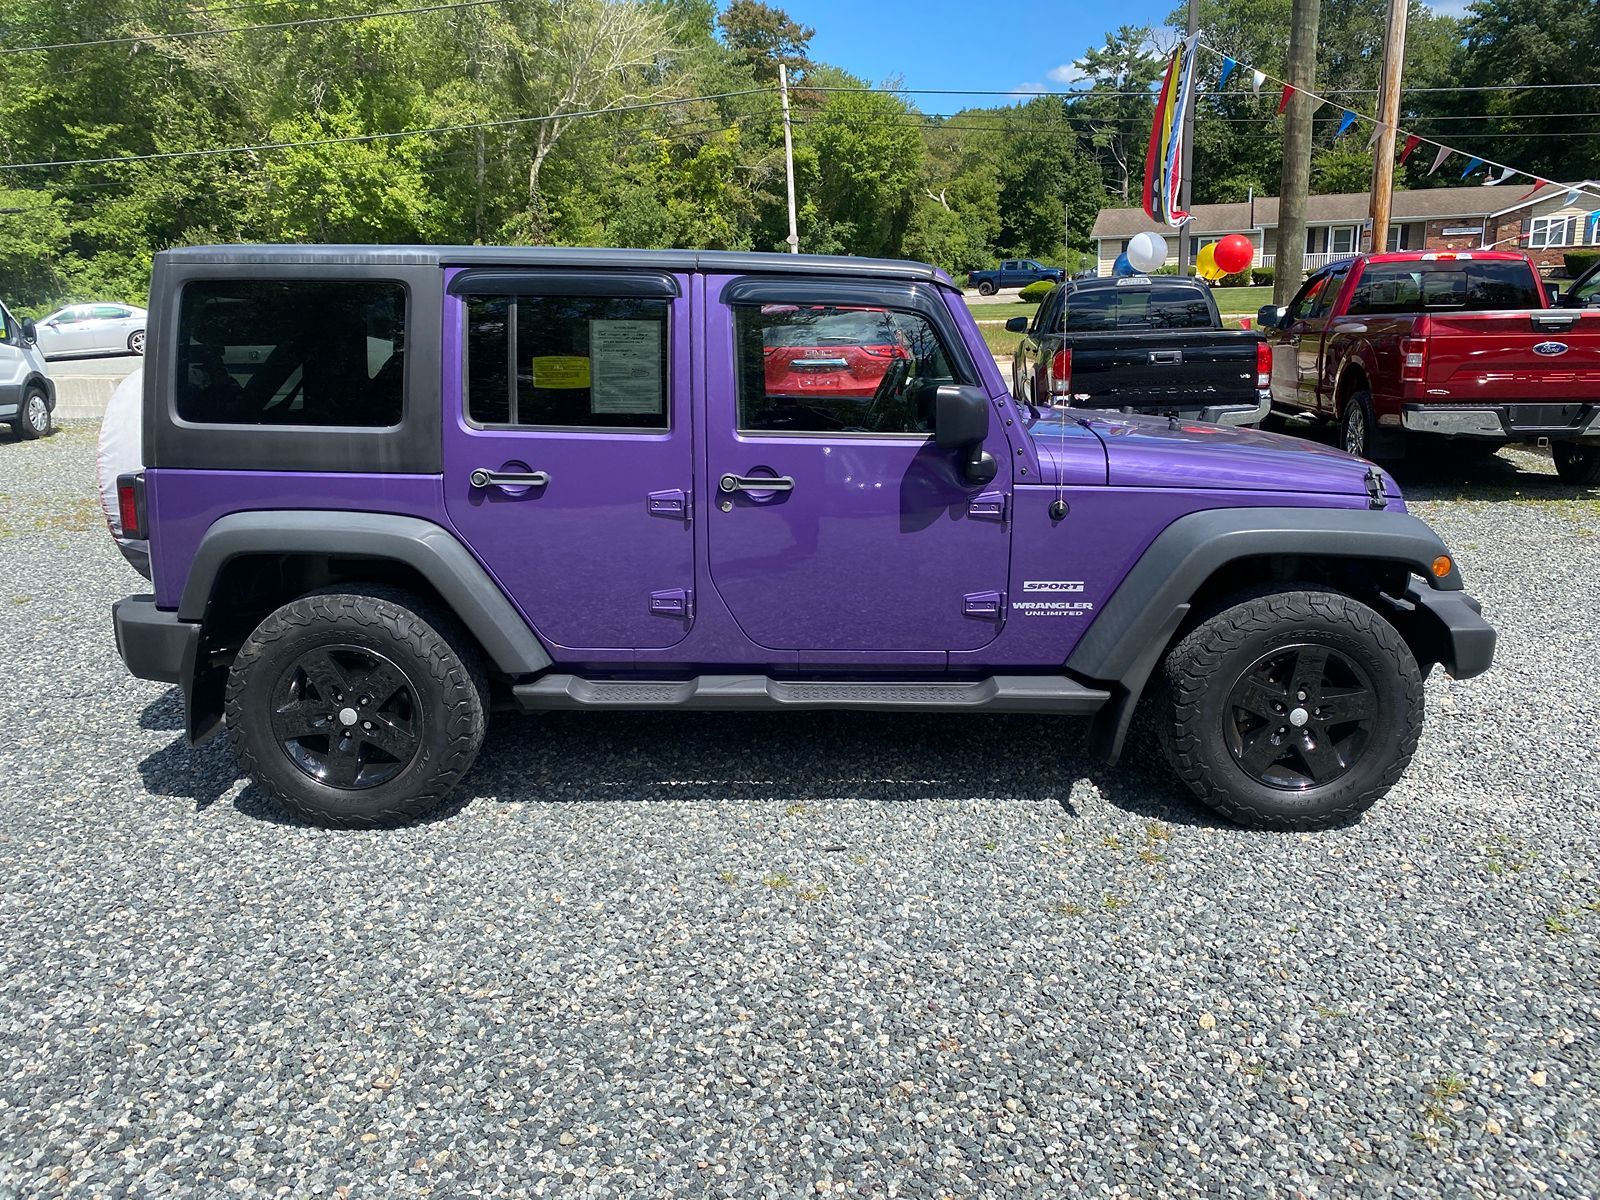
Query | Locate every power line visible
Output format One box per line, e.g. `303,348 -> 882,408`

0,0 -> 508,55
0,89 -> 770,172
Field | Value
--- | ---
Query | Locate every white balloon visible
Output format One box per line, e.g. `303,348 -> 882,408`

1126,231 -> 1168,274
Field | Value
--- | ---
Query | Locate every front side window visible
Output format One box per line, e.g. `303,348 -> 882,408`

1287,275 -> 1329,323
0,305 -> 15,346
465,295 -> 668,430
175,279 -> 406,427
1530,216 -> 1575,249
734,304 -> 960,435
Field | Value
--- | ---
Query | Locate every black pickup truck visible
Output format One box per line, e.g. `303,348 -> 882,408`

1007,275 -> 1271,426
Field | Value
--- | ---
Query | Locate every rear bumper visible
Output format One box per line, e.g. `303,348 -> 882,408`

1400,402 -> 1600,441
1072,390 -> 1272,427
113,595 -> 198,685
1389,584 -> 1496,681
1200,390 -> 1272,427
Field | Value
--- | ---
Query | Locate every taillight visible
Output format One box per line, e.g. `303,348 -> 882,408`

1049,347 -> 1073,396
116,472 -> 146,540
1255,340 -> 1272,390
1401,315 -> 1430,384
860,344 -> 901,358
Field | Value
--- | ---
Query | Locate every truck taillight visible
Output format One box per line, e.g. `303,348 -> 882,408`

116,472 -> 146,540
1401,315 -> 1430,384
1049,348 -> 1072,396
1255,340 -> 1272,390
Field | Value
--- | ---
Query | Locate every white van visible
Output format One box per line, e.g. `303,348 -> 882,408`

0,300 -> 55,439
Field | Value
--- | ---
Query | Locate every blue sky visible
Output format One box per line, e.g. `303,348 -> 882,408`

778,0 -> 1471,114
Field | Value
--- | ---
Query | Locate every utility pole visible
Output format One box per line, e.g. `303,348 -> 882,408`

1274,0 -> 1322,307
1368,0 -> 1409,254
779,63 -> 800,254
1176,0 -> 1199,275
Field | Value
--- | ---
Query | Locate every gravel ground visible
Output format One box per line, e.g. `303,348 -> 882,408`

1,423 -> 1597,1199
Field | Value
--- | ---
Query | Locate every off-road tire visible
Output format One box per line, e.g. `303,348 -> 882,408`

12,387 -> 51,440
977,280 -> 997,296
1155,589 -> 1424,831
1553,442 -> 1600,486
1339,389 -> 1377,459
225,590 -> 487,827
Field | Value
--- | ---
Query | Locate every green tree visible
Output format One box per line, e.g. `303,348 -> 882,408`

717,0 -> 813,83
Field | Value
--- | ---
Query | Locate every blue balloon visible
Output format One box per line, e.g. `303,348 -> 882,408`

1112,253 -> 1135,277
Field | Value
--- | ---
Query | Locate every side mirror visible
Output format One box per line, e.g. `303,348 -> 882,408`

1257,304 -> 1286,329
20,318 -> 36,344
934,384 -> 997,484
1545,284 -> 1562,305
1004,316 -> 1028,332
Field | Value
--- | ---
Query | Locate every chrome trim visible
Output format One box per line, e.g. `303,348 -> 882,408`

1401,408 -> 1504,437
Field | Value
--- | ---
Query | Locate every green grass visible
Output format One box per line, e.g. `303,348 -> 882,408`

1212,284 -> 1275,314
962,300 -> 1038,322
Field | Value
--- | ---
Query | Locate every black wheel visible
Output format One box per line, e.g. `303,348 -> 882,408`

1553,442 -> 1600,486
1156,589 -> 1424,831
128,329 -> 146,355
977,280 -> 996,296
12,387 -> 51,440
225,591 -> 487,827
1339,390 -> 1377,459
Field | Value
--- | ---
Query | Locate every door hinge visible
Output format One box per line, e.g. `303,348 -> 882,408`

649,588 -> 694,618
968,491 -> 1007,522
647,488 -> 690,521
963,590 -> 1006,618
1365,466 -> 1389,510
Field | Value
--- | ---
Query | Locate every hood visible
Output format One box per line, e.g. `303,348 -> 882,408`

1075,411 -> 1395,501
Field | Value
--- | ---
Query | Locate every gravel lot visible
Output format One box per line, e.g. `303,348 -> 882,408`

2,422 -> 1597,1199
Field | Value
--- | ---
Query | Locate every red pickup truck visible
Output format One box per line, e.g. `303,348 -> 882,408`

1259,250 -> 1600,483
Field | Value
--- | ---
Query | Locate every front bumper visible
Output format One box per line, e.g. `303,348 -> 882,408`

1388,584 -> 1496,680
1400,403 -> 1600,441
113,595 -> 198,685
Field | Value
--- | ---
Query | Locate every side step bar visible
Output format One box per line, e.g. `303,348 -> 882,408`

512,674 -> 1109,714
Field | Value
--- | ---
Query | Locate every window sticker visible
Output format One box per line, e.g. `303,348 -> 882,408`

589,319 -> 663,414
531,355 -> 591,389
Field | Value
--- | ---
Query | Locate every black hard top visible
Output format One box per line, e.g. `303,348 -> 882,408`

157,244 -> 954,285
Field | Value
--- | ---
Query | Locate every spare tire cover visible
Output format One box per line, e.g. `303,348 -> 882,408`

96,367 -> 151,577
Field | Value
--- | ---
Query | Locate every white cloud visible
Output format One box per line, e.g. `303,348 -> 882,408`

1423,0 -> 1475,15
1047,62 -> 1088,86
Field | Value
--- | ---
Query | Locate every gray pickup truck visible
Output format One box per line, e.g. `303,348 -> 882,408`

1008,275 -> 1271,426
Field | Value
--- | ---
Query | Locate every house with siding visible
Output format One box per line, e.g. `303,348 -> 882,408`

1090,181 -> 1600,278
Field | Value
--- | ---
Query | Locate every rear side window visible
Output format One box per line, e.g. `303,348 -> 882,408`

175,280 -> 406,427
1060,285 -> 1213,332
1347,261 -> 1543,314
465,295 -> 668,430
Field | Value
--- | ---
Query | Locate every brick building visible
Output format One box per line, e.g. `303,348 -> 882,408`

1091,181 -> 1600,278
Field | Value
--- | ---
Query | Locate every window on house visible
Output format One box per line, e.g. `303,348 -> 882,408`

1385,223 -> 1412,252
1529,216 -> 1575,249
1330,226 -> 1358,255
465,294 -> 669,430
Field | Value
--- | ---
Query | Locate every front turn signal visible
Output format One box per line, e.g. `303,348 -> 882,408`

1431,555 -> 1452,578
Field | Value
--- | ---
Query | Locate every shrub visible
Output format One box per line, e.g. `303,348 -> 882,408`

1563,250 -> 1600,279
1218,270 -> 1253,288
1251,267 -> 1275,286
1018,280 -> 1056,304
1153,264 -> 1180,275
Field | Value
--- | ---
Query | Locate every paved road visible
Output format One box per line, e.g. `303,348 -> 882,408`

44,353 -> 141,419
46,353 -> 142,380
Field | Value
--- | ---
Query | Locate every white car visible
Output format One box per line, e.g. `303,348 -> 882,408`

33,302 -> 147,359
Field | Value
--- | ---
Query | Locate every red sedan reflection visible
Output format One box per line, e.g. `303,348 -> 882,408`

761,306 -> 909,400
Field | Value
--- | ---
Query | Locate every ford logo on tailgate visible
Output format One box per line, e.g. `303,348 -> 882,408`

1533,341 -> 1569,357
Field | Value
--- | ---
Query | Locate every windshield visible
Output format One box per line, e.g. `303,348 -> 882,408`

1347,260 -> 1542,314
1061,285 -> 1214,332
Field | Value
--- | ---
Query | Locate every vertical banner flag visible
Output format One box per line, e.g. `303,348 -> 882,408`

1277,84 -> 1295,115
1459,156 -> 1485,179
1429,145 -> 1451,175
1218,56 -> 1237,89
1251,69 -> 1265,95
1335,109 -> 1357,137
1400,134 -> 1422,164
1142,34 -> 1199,227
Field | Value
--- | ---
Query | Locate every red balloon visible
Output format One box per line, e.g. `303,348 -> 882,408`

1213,233 -> 1254,275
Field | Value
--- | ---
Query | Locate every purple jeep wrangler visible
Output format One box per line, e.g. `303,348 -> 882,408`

111,246 -> 1494,830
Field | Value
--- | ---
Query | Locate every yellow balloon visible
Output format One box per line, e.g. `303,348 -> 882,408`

1197,242 -> 1219,279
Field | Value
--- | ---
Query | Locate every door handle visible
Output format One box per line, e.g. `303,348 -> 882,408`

719,473 -> 795,494
470,468 -> 550,489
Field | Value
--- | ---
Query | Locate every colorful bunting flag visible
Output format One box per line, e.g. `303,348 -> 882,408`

1335,109 -> 1357,137
1429,145 -> 1451,175
1218,57 -> 1237,89
1400,135 -> 1422,164
1459,157 -> 1484,179
1251,69 -> 1265,95
1563,189 -> 1582,207
1483,165 -> 1516,185
1142,34 -> 1199,228
1367,122 -> 1383,151
1518,178 -> 1550,201
1277,84 -> 1294,115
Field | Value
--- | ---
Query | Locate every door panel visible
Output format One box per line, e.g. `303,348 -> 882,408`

441,276 -> 695,652
704,279 -> 1012,653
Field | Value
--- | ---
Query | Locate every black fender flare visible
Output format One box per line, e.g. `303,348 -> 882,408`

1067,506 -> 1462,763
180,510 -> 554,675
